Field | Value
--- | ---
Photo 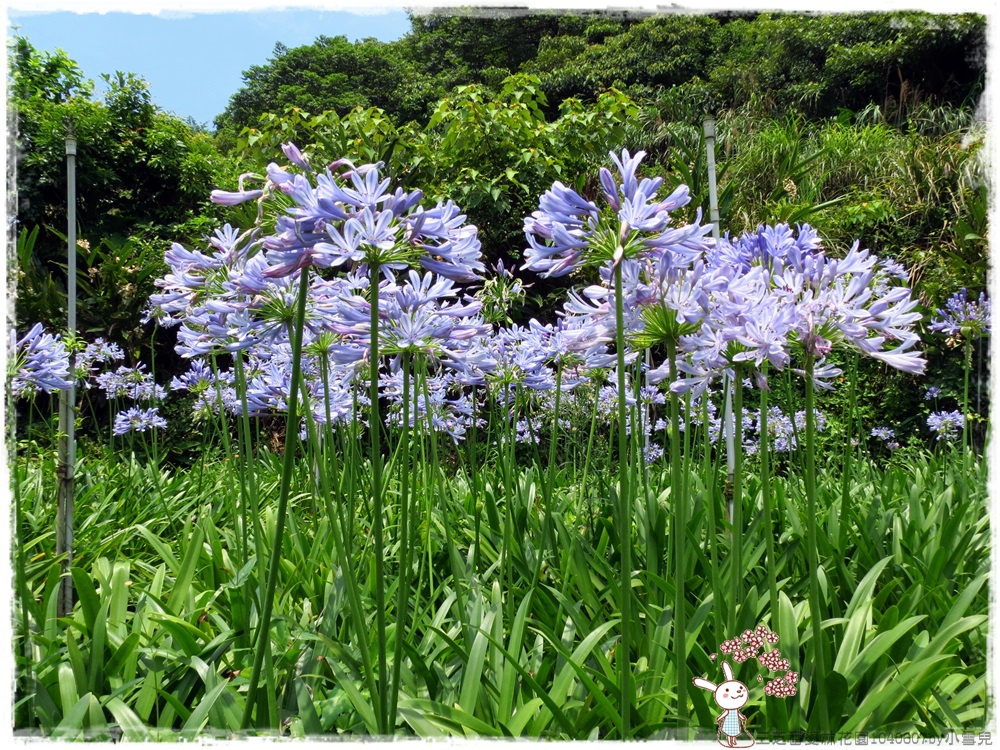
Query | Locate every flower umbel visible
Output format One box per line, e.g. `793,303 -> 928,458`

10,323 -> 73,398
927,410 -> 964,441
522,149 -> 707,278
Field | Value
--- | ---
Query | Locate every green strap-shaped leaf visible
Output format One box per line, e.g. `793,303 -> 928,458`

104,632 -> 140,680
70,567 -> 100,634
179,680 -> 231,740
105,696 -> 151,741
458,606 -> 496,717
294,677 -> 323,736
398,697 -> 502,737
498,590 -> 534,719
847,615 -> 926,688
50,694 -> 92,740
148,612 -> 204,656
326,655 -> 378,734
56,663 -> 79,717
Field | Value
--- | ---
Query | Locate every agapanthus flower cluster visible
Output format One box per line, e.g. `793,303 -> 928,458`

742,406 -> 828,455
925,386 -> 942,401
87,360 -> 170,435
74,337 -> 126,383
113,406 -> 168,436
523,149 -> 701,278
465,320 -> 608,434
148,145 -> 501,442
643,443 -> 665,464
871,426 -> 895,441
929,288 -> 991,341
382,371 -> 484,444
871,425 -> 901,451
153,144 -> 491,361
336,269 -> 488,361
96,364 -> 167,402
478,259 -> 527,325
239,341 -> 368,430
217,147 -> 485,283
523,153 -> 925,449
10,323 -> 73,398
170,359 -> 240,418
712,222 -> 925,383
927,410 -> 964,441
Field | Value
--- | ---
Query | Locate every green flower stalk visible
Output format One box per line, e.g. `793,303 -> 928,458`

665,339 -> 687,726
613,254 -> 634,737
242,267 -> 310,729
367,259 -> 389,734
522,149 -> 714,736
389,350 -> 413,726
801,353 -> 829,732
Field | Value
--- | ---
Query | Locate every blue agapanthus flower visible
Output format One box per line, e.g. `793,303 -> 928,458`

523,149 -> 708,278
927,410 -> 964,441
929,288 -> 990,339
113,406 -> 168,435
10,323 -> 73,398
251,150 -> 485,283
871,426 -> 896,441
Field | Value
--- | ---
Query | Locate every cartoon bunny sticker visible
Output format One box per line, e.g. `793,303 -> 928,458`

693,661 -> 754,747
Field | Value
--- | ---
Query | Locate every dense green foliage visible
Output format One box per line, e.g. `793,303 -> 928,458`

215,10 -> 985,135
14,438 -> 989,738
10,37 -> 232,348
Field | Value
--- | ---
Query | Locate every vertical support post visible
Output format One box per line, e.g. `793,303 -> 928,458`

704,115 -> 735,521
703,115 -> 721,243
56,121 -> 77,617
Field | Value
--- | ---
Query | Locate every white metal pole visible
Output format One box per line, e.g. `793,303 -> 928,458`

56,122 -> 77,617
703,116 -> 722,243
704,115 -> 735,523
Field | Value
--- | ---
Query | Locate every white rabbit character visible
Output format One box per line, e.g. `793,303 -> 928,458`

692,661 -> 754,747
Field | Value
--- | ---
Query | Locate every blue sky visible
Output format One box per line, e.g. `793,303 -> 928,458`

7,7 -> 414,127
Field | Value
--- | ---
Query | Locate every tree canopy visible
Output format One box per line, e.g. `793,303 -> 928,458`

214,10 -> 985,137
10,36 -> 231,341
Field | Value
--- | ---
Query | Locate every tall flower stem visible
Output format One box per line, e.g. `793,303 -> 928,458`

702,398 -> 725,645
730,368 -> 745,631
368,260 -> 389,735
666,340 -> 687,727
500,381 -> 519,626
614,259 -> 633,738
389,351 -> 413,725
234,355 -> 268,575
962,337 -> 972,454
208,356 -> 245,566
803,354 -> 829,731
301,362 -> 380,732
422,365 -> 472,647
839,354 -> 858,548
579,384 -> 601,540
759,364 -> 778,619
241,268 -> 311,729
469,388 -> 483,571
543,362 -> 563,566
